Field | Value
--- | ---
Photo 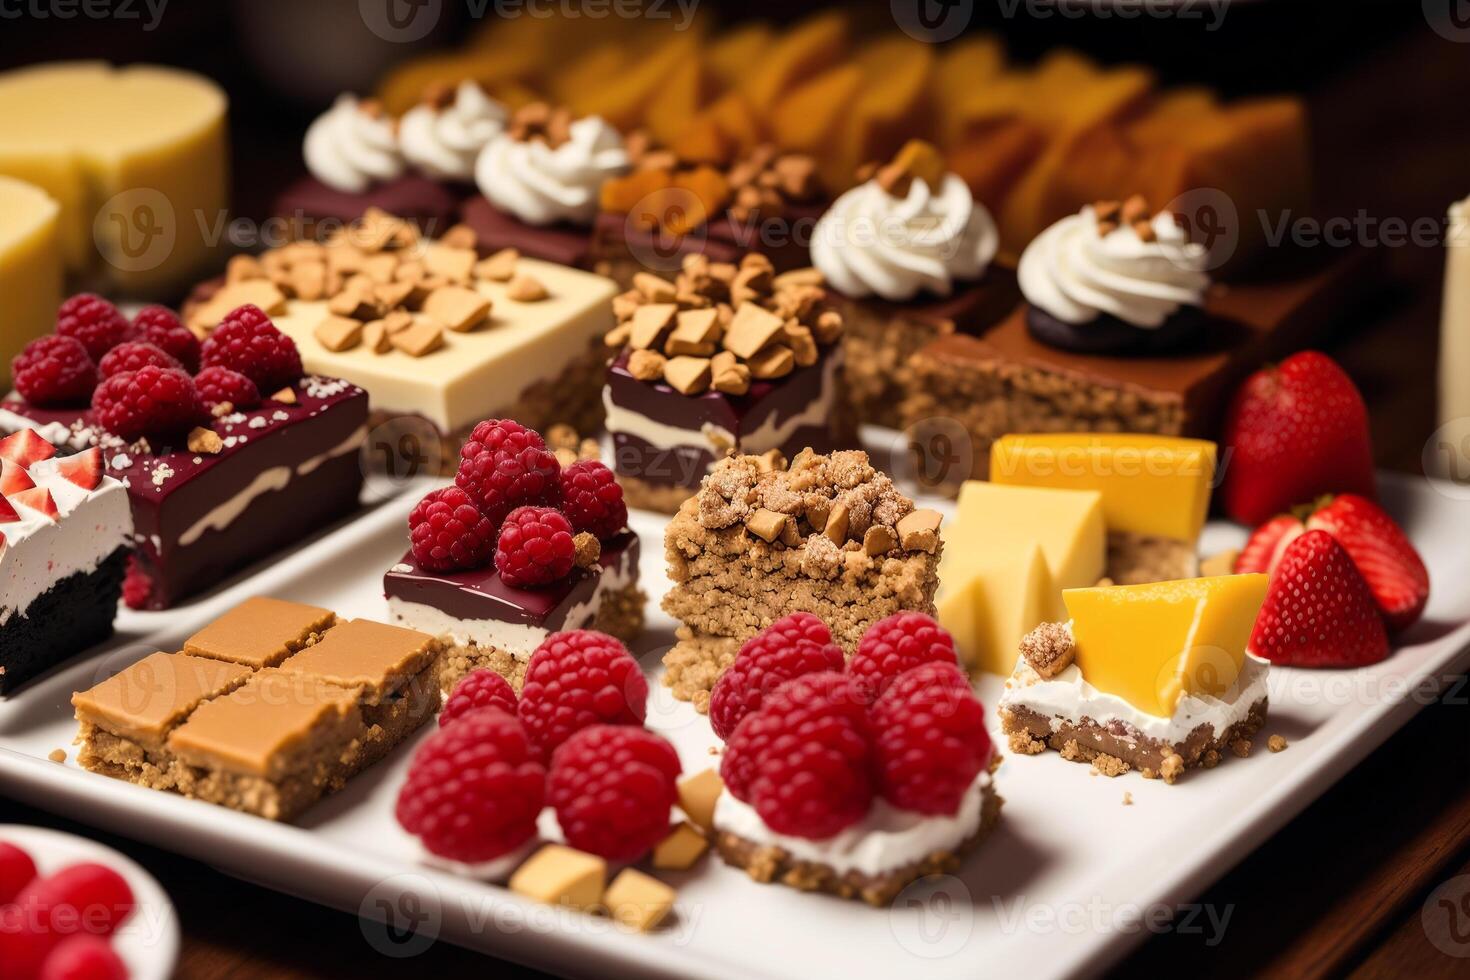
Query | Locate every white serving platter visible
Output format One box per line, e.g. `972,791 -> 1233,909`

1,472 -> 1467,980
0,823 -> 180,980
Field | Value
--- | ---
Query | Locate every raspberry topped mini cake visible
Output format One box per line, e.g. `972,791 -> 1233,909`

998,574 -> 1270,782
384,419 -> 645,692
603,252 -> 854,513
708,613 -> 1002,906
2,295 -> 367,610
0,433 -> 131,693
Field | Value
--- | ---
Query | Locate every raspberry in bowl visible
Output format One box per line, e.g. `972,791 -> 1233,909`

1,296 -> 368,610
384,419 -> 644,693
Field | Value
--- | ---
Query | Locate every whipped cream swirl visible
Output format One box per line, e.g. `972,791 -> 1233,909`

1018,206 -> 1210,328
400,83 -> 507,182
303,95 -> 405,194
811,173 -> 999,302
474,115 -> 629,226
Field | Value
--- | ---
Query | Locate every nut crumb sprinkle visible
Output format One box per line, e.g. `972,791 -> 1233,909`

1020,622 -> 1075,678
1122,791 -> 1133,806
1267,734 -> 1288,753
48,749 -> 66,764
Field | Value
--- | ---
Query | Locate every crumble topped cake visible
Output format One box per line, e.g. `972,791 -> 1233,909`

72,597 -> 442,821
2,296 -> 367,610
706,614 -> 1001,906
603,252 -> 855,513
998,575 -> 1270,782
661,449 -> 942,709
0,435 -> 131,693
811,140 -> 1021,429
383,420 -> 644,692
185,210 -> 618,464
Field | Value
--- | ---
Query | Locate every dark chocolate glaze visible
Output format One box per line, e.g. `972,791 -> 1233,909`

272,174 -> 465,235
1024,303 -> 1203,354
383,531 -> 639,630
590,201 -> 827,276
457,195 -> 595,268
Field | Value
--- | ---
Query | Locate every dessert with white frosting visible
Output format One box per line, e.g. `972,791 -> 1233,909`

602,252 -> 854,513
811,140 -> 1020,428
383,420 -> 644,692
1,294 -> 367,610
998,575 -> 1271,783
0,434 -> 131,693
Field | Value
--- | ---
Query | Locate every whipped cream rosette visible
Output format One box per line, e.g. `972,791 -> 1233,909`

475,115 -> 629,227
303,95 -> 406,194
400,82 -> 507,183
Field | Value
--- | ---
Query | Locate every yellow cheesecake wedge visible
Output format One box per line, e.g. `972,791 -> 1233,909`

1063,574 -> 1268,717
0,176 -> 62,387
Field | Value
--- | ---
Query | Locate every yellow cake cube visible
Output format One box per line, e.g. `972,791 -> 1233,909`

989,433 -> 1217,543
938,481 -> 1106,673
1063,574 -> 1268,717
0,176 -> 62,387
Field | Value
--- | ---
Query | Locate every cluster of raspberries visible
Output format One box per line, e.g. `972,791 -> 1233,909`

10,295 -> 303,443
407,418 -> 628,588
713,612 -> 993,840
395,630 -> 681,864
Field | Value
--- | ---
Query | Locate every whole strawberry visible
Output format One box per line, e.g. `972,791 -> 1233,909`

1249,529 -> 1389,668
91,366 -> 204,442
1221,351 -> 1376,525
548,725 -> 681,861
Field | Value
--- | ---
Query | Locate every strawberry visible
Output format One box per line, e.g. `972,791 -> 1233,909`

0,429 -> 56,468
0,497 -> 19,523
1250,530 -> 1389,668
9,487 -> 57,521
54,447 -> 104,491
0,459 -> 35,497
1221,351 -> 1376,526
1306,494 -> 1429,631
1235,514 -> 1302,575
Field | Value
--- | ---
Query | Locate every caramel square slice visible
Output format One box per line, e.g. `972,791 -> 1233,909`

72,653 -> 252,752
277,618 -> 439,700
166,670 -> 361,780
183,597 -> 336,669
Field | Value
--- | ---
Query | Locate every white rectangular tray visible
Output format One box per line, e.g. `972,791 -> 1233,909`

1,473 -> 1467,980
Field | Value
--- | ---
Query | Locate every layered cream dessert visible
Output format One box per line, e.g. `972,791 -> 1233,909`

999,574 -> 1270,782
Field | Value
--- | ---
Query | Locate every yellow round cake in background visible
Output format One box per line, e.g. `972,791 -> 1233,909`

0,175 -> 62,387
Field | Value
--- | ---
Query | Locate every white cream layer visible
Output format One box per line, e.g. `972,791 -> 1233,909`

712,771 -> 992,878
998,648 -> 1270,746
1,462 -> 132,625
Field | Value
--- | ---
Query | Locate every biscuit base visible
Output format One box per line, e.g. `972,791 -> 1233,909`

713,782 -> 1003,907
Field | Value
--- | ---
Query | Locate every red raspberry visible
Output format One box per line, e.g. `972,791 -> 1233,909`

849,612 -> 959,701
122,556 -> 153,610
199,304 -> 303,392
455,419 -> 560,525
518,630 -> 648,759
0,842 -> 36,905
557,460 -> 627,540
194,365 -> 261,411
12,336 -> 97,406
15,861 -> 135,937
132,305 -> 200,371
547,725 -> 681,860
869,662 -> 990,815
56,294 -> 131,361
720,672 -> 872,839
496,505 -> 575,587
91,366 -> 203,442
39,935 -> 129,980
408,486 -> 496,572
395,707 -> 546,862
441,668 -> 517,728
709,613 -> 844,741
97,341 -> 183,379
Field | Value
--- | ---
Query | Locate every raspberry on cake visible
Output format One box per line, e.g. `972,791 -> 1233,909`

0,440 -> 131,693
661,449 -> 943,710
185,209 -> 619,471
384,421 -> 645,692
547,725 -> 681,862
517,630 -> 648,760
602,252 -> 856,513
1,295 -> 368,610
998,575 -> 1270,782
710,614 -> 1002,906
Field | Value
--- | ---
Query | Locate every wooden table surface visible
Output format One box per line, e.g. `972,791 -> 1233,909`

3,4 -> 1469,978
